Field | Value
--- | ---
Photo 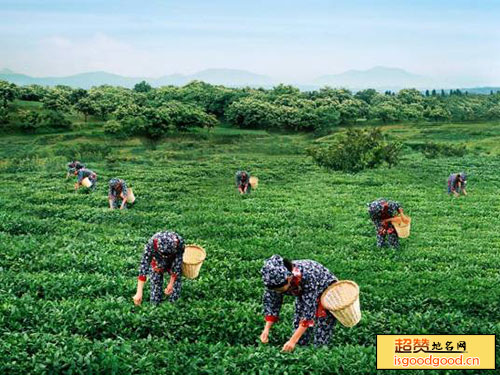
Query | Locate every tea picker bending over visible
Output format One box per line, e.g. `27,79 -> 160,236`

133,231 -> 185,306
66,160 -> 85,178
447,172 -> 467,197
368,199 -> 409,248
74,167 -> 97,191
108,178 -> 130,210
260,255 -> 338,352
235,170 -> 251,195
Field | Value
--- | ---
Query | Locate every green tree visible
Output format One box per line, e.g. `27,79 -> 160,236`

74,97 -> 97,122
18,84 -> 48,101
42,88 -> 71,112
354,89 -> 378,104
0,80 -> 17,108
69,88 -> 88,105
486,104 -> 500,120
134,81 -> 153,93
397,88 -> 423,104
371,102 -> 401,123
0,107 -> 9,125
226,98 -> 279,129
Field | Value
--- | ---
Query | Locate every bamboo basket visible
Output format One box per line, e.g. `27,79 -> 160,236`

392,216 -> 411,238
321,280 -> 361,327
249,176 -> 259,189
126,188 -> 136,204
81,177 -> 92,188
182,245 -> 206,279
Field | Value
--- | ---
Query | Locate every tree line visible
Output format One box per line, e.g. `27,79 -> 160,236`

1,79 -> 500,137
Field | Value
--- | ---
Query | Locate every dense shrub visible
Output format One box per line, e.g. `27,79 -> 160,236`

17,109 -> 71,132
420,142 -> 467,158
307,128 -> 403,172
17,109 -> 42,132
0,107 -> 10,125
38,110 -> 72,130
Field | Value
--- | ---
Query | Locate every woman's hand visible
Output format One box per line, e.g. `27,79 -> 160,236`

132,293 -> 142,306
260,329 -> 269,344
400,214 -> 410,224
282,339 -> 296,352
164,284 -> 174,296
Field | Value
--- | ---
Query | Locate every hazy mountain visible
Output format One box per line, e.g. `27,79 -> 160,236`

189,69 -> 273,86
314,66 -> 436,90
0,68 -> 273,89
0,66 -> 497,92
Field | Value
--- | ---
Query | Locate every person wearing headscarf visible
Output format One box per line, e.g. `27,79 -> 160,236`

235,170 -> 251,195
66,160 -> 85,178
74,167 -> 97,191
367,199 -> 409,248
108,178 -> 129,210
133,231 -> 185,306
447,172 -> 467,197
260,255 -> 338,352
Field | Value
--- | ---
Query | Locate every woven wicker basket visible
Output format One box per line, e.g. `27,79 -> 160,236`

182,245 -> 206,279
321,280 -> 361,327
126,188 -> 136,204
81,177 -> 92,188
393,216 -> 411,238
249,176 -> 259,189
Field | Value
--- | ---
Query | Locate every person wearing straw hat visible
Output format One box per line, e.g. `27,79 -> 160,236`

447,172 -> 467,197
108,178 -> 131,210
74,167 -> 97,191
235,170 -> 251,195
260,255 -> 338,352
66,160 -> 85,178
133,231 -> 185,306
367,199 -> 409,248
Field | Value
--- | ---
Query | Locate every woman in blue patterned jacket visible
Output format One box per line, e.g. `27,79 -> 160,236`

73,167 -> 97,191
367,199 -> 409,248
260,255 -> 338,352
235,170 -> 251,195
66,160 -> 85,178
132,231 -> 185,306
447,172 -> 467,197
108,178 -> 129,210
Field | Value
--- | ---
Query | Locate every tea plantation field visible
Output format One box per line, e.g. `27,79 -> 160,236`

0,122 -> 499,374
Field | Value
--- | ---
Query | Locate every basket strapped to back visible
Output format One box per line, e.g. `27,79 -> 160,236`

182,245 -> 206,279
321,280 -> 361,327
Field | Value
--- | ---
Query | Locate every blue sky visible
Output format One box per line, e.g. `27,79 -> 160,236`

1,0 -> 499,85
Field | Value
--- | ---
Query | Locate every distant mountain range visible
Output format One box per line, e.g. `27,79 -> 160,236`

314,66 -> 436,90
0,68 -> 273,89
1,67 -> 498,93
